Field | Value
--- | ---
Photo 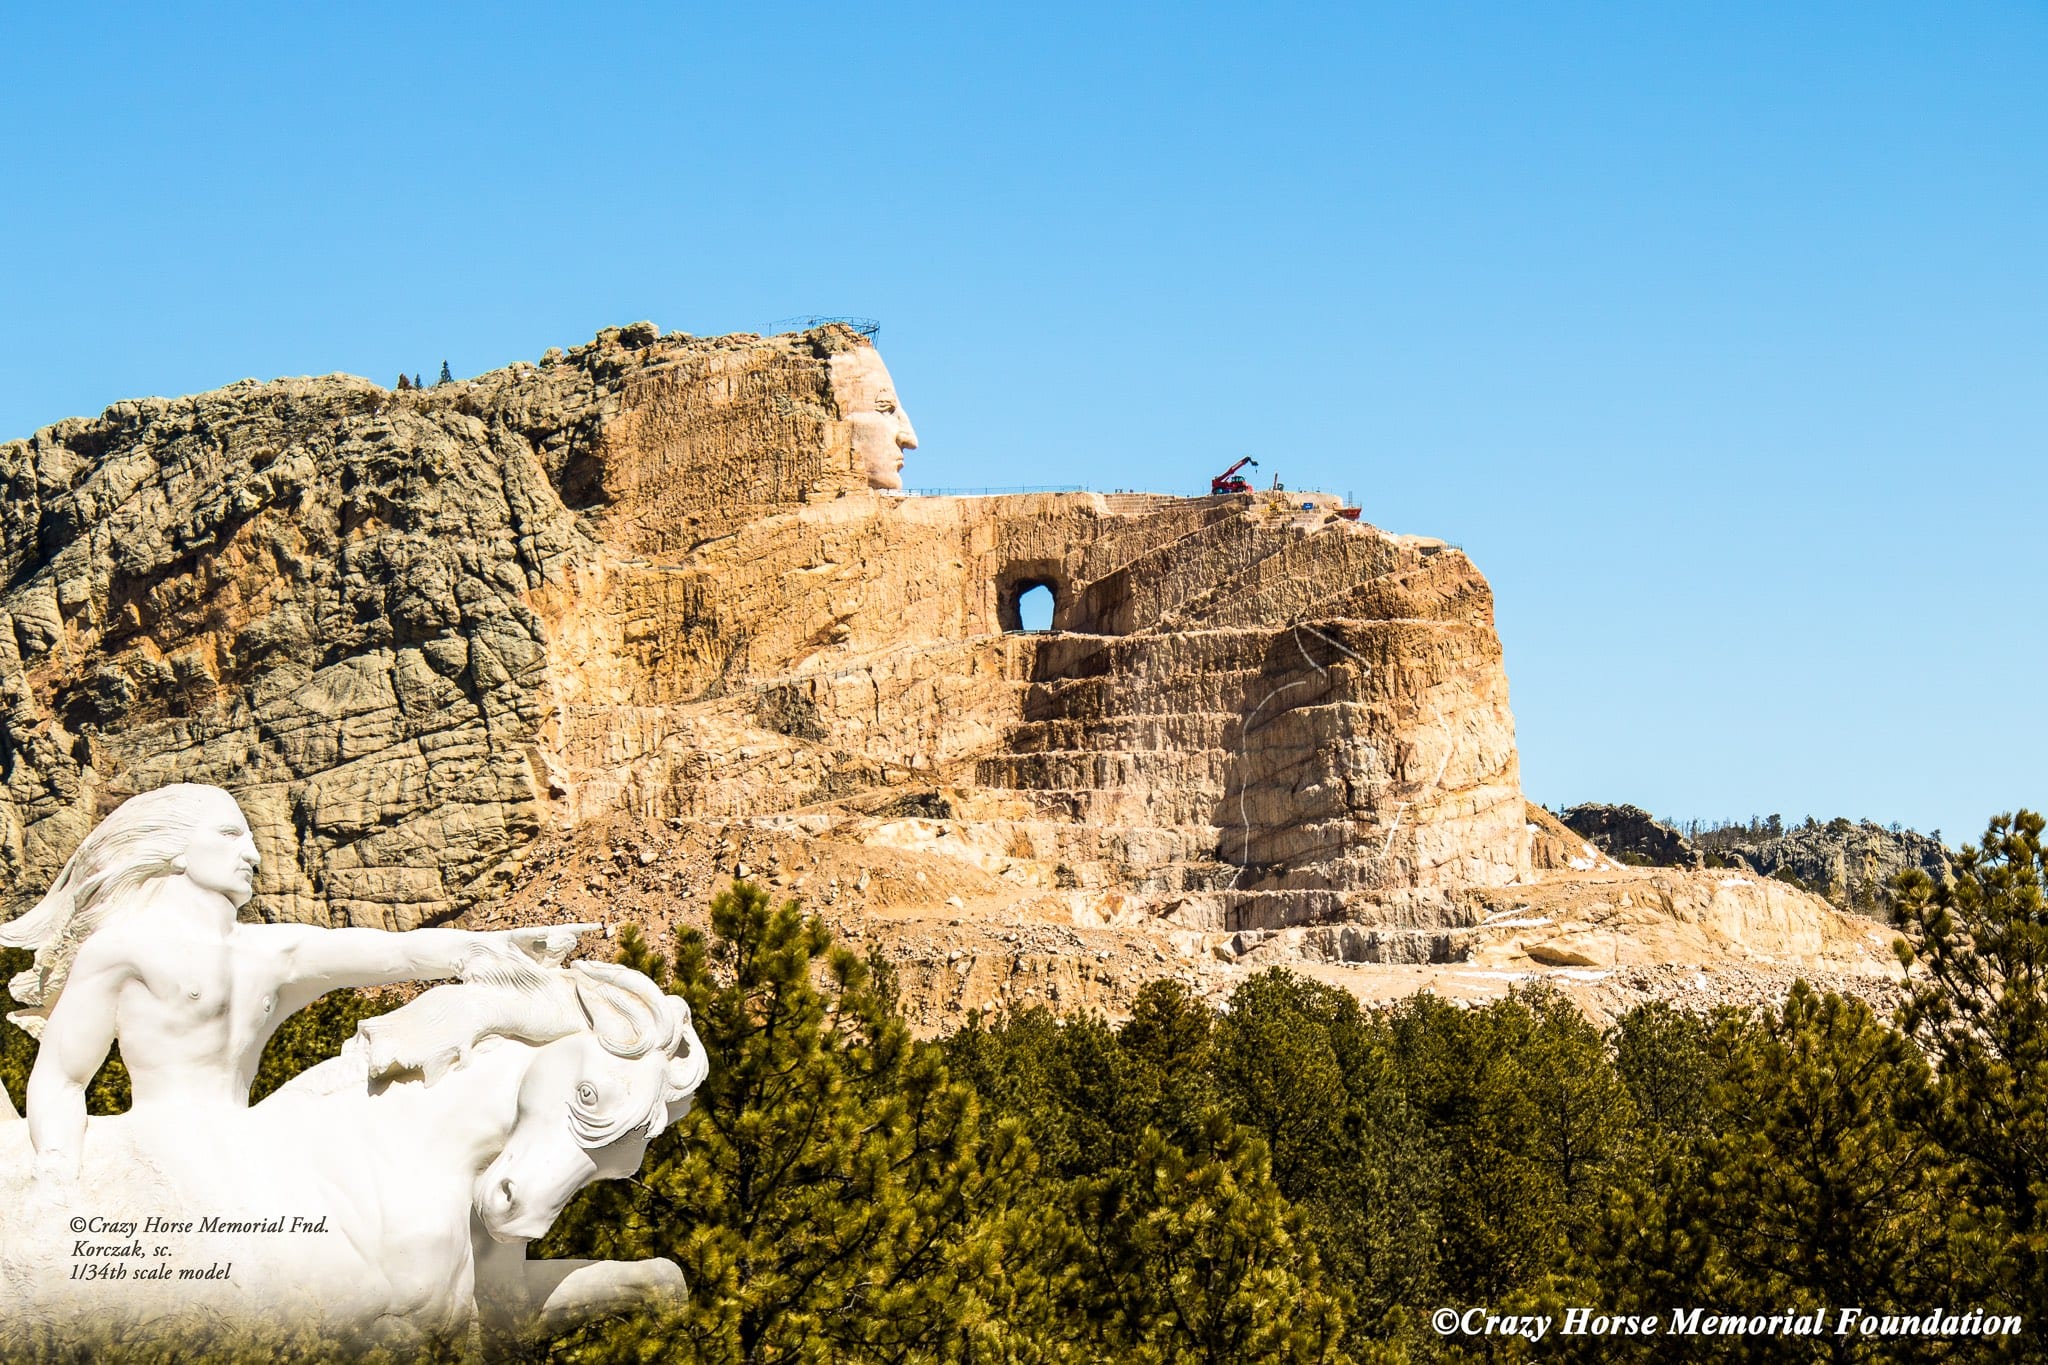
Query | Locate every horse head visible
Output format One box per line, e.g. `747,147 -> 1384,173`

470,961 -> 707,1243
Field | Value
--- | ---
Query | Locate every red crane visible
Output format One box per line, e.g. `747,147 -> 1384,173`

1210,456 -> 1258,496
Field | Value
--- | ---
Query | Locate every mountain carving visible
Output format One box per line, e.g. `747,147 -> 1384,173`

0,324 -> 1899,1022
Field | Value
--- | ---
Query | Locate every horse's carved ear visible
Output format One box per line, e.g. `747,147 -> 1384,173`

663,1043 -> 709,1121
569,960 -> 666,1060
663,996 -> 709,1111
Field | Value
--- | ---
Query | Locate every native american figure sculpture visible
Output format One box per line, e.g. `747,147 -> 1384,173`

0,784 -> 705,1344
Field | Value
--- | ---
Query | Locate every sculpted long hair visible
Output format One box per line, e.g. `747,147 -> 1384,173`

0,784 -> 242,1036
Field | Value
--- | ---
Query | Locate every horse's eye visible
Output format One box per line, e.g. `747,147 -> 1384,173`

576,1083 -> 599,1107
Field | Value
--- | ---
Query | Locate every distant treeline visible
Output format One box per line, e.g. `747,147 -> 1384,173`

4,813 -> 2044,1363
1558,804 -> 1953,919
1673,813 -> 1939,848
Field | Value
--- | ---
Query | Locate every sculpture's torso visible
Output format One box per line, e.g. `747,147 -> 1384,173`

84,912 -> 289,1108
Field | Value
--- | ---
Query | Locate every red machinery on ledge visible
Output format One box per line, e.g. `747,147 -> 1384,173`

1210,456 -> 1258,495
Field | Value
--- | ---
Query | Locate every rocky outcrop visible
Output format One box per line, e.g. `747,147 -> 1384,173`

0,324 -> 1524,933
0,322 -> 1900,1026
1702,819 -> 1950,918
1561,803 -> 1700,868
536,489 -> 1528,937
0,325 -> 890,926
1562,804 -> 1950,919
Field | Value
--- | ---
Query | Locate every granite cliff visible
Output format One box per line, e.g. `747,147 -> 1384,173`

0,324 -> 1900,1023
1561,804 -> 1951,919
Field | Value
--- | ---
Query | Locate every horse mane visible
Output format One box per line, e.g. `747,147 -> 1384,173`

349,960 -> 698,1100
355,957 -> 577,1086
273,958 -> 704,1149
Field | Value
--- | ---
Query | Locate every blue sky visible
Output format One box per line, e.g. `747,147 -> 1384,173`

3,3 -> 2041,842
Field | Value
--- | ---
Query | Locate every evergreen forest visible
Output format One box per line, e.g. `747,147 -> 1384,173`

2,812 -> 2044,1363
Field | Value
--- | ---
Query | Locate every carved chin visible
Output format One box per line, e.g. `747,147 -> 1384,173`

482,1214 -> 532,1245
849,417 -> 905,489
189,874 -> 255,908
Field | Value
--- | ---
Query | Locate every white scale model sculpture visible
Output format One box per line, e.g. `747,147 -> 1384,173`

0,783 -> 706,1346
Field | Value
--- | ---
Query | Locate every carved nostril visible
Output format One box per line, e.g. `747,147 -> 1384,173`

497,1177 -> 515,1207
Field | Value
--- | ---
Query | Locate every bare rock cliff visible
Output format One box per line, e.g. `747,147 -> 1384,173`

0,323 -> 1896,1021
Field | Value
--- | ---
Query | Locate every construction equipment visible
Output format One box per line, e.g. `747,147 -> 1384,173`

1210,456 -> 1258,496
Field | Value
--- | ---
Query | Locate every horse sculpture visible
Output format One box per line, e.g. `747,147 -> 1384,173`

0,957 -> 707,1347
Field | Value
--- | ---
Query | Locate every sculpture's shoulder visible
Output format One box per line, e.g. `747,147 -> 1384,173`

225,918 -> 317,970
64,924 -> 149,987
66,916 -> 271,1008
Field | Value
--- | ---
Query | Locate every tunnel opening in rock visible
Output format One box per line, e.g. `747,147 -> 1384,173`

998,575 -> 1061,632
1016,584 -> 1053,632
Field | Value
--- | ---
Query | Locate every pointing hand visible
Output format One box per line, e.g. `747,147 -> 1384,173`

506,923 -> 600,966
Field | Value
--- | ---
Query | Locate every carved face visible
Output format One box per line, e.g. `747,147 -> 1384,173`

828,345 -> 918,490
177,794 -> 261,908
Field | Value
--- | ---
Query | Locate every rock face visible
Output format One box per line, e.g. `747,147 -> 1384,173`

1563,804 -> 1949,919
0,322 -> 1898,1024
0,325 -> 862,926
1561,803 -> 1701,869
1700,818 -> 1951,918
0,324 -> 1523,933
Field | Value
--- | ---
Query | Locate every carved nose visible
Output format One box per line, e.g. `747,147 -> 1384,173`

897,417 -> 918,450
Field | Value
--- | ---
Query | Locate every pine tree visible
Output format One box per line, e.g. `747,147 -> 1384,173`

1695,987 -> 1955,1320
948,978 -> 1356,1363
1895,810 -> 2048,1318
947,1004 -> 1137,1188
1210,970 -> 1435,1352
610,920 -> 668,986
1388,992 -> 1585,1303
396,373 -> 411,390
1552,989 -> 1957,1363
1081,1116 -> 1350,1364
1607,1001 -> 1714,1147
541,882 -> 1039,1364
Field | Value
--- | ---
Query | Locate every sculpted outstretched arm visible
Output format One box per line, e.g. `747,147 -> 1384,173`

267,924 -> 596,1014
24,955 -> 127,1183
